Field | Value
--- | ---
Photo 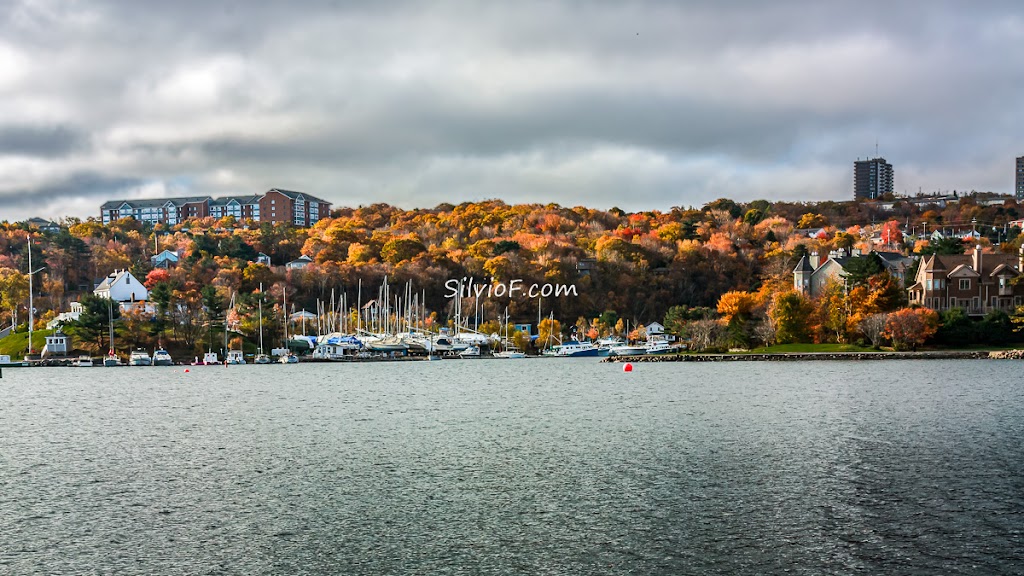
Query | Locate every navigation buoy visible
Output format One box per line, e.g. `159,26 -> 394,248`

184,369 -> 190,373
623,363 -> 633,373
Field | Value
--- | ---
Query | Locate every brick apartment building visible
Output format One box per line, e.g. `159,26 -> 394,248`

100,189 -> 330,226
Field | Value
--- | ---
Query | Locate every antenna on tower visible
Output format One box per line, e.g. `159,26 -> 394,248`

875,139 -> 879,158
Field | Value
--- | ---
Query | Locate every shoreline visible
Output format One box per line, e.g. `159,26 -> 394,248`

601,350 -> 1023,362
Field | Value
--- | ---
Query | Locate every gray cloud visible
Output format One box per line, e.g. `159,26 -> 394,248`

2,0 -> 1023,221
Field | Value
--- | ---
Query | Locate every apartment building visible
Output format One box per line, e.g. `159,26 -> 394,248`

100,189 -> 330,226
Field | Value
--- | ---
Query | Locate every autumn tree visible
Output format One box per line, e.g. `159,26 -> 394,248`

0,267 -> 29,325
769,291 -> 812,344
883,308 -> 939,351
859,313 -> 888,348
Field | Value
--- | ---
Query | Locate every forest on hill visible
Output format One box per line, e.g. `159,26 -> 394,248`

2,193 -> 1024,356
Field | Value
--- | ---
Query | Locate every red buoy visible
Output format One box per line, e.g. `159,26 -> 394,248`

623,363 -> 633,373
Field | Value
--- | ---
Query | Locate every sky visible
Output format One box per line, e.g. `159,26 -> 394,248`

2,0 -> 1023,221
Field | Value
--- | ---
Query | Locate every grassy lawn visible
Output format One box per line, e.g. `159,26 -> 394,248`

0,329 -> 53,359
745,343 -> 878,354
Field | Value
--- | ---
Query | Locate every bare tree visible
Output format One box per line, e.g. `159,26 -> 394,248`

687,318 -> 720,351
859,313 -> 888,348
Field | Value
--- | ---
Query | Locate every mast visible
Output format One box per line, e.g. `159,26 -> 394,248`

258,283 -> 264,354
108,298 -> 115,356
27,235 -> 34,356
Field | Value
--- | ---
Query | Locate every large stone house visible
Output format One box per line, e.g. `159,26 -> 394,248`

794,250 -> 914,297
907,246 -> 1024,316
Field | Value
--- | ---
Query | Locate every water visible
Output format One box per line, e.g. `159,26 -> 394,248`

1,360 -> 1022,574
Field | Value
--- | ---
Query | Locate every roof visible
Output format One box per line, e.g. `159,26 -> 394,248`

793,255 -> 814,273
266,188 -> 329,204
211,195 -> 261,206
101,196 -> 212,210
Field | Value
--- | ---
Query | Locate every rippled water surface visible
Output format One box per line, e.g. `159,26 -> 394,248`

1,360 -> 1023,574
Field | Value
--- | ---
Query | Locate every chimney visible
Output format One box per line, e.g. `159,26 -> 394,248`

973,245 -> 982,273
810,251 -> 820,269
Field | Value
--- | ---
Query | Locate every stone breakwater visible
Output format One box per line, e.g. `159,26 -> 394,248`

602,351 -> 1015,362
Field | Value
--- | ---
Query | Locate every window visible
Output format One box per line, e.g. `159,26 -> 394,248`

959,279 -> 971,290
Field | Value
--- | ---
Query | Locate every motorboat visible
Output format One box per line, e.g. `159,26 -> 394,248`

279,352 -> 299,364
153,348 -> 174,366
0,355 -> 30,367
226,350 -> 245,364
645,340 -> 675,355
608,344 -> 648,356
254,353 -> 272,364
129,349 -> 152,366
73,355 -> 94,367
552,340 -> 601,357
312,334 -> 362,360
459,345 -> 482,358
493,346 -> 527,359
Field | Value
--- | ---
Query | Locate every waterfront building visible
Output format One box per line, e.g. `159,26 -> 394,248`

907,245 -> 1024,316
854,157 -> 894,200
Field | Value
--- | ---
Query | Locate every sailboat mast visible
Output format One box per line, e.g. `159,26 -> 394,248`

258,283 -> 264,353
27,235 -> 33,356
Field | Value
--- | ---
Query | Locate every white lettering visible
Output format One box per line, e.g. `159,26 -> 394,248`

444,279 -> 460,299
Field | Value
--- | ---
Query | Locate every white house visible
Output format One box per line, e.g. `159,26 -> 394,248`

285,255 -> 313,270
94,269 -> 148,302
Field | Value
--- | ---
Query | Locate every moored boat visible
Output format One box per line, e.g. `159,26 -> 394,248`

129,349 -> 151,366
103,353 -> 121,367
278,352 -> 299,364
73,355 -> 94,367
254,353 -> 272,364
552,340 -> 601,357
608,344 -> 648,356
152,348 -> 173,366
226,350 -> 245,364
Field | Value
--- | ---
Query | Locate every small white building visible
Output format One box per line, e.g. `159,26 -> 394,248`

42,332 -> 70,358
285,255 -> 313,270
95,269 -> 149,302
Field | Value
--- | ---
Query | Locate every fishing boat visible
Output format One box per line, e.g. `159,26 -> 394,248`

129,349 -> 151,366
73,355 -> 94,367
0,354 -> 30,368
152,348 -> 173,366
193,351 -> 219,365
226,350 -> 245,364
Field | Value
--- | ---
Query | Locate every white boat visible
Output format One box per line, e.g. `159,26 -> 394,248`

254,353 -> 272,364
103,301 -> 120,367
103,354 -> 121,367
152,348 -> 173,366
192,351 -> 219,365
459,345 -> 482,358
278,352 -> 299,364
226,350 -> 245,364
73,355 -> 94,367
129,349 -> 151,366
645,340 -> 675,355
552,340 -> 601,357
0,354 -> 30,367
608,344 -> 648,356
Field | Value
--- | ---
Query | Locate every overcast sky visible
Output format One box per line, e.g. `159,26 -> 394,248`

2,0 -> 1023,221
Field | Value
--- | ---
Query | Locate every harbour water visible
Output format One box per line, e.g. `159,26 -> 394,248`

1,360 -> 1022,574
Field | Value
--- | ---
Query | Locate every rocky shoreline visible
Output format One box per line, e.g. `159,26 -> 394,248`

602,350 -> 1021,362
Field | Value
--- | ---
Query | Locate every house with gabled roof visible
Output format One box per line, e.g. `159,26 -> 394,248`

908,245 -> 1024,316
795,249 -> 917,298
94,269 -> 148,302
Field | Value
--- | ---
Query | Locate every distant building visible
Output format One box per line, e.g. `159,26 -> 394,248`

854,157 -> 894,200
25,217 -> 60,233
100,189 -> 330,227
150,249 -> 180,269
908,246 -> 1024,316
1017,156 -> 1024,200
285,255 -> 313,270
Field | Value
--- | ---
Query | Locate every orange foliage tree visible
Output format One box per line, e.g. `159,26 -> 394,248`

883,308 -> 939,351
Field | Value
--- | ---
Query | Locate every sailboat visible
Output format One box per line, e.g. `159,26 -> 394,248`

254,284 -> 271,364
493,307 -> 526,359
278,287 -> 298,364
103,299 -> 121,366
225,292 -> 244,364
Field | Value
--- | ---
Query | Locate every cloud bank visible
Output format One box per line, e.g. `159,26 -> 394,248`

2,0 -> 1023,220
